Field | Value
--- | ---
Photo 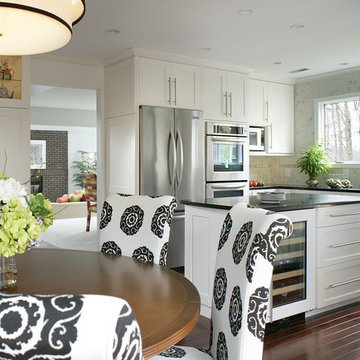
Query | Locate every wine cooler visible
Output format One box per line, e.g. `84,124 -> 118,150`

270,210 -> 316,322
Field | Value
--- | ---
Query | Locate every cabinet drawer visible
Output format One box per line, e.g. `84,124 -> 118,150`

316,222 -> 360,267
316,203 -> 360,227
316,259 -> 360,308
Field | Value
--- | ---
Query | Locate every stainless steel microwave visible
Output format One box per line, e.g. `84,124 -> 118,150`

249,126 -> 265,151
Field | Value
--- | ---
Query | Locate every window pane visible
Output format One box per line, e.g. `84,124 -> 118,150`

323,98 -> 360,162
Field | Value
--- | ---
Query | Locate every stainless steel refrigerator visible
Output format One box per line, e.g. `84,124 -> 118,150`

139,106 -> 205,268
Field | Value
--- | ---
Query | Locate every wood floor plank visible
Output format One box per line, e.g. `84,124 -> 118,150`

177,302 -> 360,360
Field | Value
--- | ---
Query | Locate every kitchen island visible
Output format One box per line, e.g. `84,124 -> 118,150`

183,192 -> 360,320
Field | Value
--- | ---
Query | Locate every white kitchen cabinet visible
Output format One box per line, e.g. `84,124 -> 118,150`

105,58 -> 135,118
315,204 -> 360,308
246,79 -> 294,155
138,58 -> 201,109
184,204 -> 316,320
202,67 -> 246,121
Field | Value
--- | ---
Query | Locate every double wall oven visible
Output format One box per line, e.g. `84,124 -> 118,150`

206,122 -> 249,198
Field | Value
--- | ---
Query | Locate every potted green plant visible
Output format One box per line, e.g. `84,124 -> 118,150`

71,150 -> 97,188
296,143 -> 330,187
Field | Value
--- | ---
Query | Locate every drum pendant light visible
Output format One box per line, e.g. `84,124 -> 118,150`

0,0 -> 85,55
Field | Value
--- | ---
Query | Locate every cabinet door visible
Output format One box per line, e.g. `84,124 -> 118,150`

0,108 -> 29,182
246,79 -> 267,125
202,67 -> 227,120
267,83 -> 294,154
168,63 -> 201,109
138,58 -> 169,107
226,71 -> 245,121
105,58 -> 135,118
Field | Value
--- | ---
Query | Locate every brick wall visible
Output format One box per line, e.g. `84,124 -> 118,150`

31,130 -> 68,202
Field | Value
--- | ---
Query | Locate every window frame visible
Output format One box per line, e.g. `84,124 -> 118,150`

315,92 -> 360,167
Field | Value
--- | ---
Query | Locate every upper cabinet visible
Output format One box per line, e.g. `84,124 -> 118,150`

138,58 -> 201,109
202,67 -> 246,122
246,79 -> 294,155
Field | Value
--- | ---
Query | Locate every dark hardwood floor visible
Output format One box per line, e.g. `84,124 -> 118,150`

177,302 -> 360,360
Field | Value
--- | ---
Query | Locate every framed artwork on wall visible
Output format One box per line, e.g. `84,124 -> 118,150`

0,56 -> 22,100
30,140 -> 46,169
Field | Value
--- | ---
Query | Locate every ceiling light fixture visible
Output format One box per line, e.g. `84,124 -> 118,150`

338,62 -> 349,66
0,0 -> 85,55
273,61 -> 282,65
237,9 -> 254,15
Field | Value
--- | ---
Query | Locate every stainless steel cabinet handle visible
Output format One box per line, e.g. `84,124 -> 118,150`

224,92 -> 228,116
168,129 -> 177,188
173,78 -> 177,105
175,129 -> 184,188
329,277 -> 360,288
329,212 -> 360,217
229,92 -> 232,117
330,240 -> 360,248
210,136 -> 245,143
268,124 -> 272,150
168,77 -> 172,105
265,101 -> 269,121
211,184 -> 246,190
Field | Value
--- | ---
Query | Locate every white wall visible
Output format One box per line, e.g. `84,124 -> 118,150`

31,107 -> 97,194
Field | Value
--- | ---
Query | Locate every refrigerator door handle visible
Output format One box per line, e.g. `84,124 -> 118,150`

168,129 -> 177,188
175,128 -> 184,188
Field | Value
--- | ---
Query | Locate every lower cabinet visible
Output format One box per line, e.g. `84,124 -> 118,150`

184,205 -> 316,320
315,204 -> 360,308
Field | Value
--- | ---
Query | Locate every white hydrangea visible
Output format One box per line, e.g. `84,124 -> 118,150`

0,177 -> 27,206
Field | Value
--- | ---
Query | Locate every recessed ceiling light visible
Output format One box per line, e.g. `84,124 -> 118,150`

338,62 -> 349,66
288,68 -> 310,74
238,9 -> 254,15
273,61 -> 282,65
105,29 -> 121,35
201,47 -> 212,51
290,23 -> 305,29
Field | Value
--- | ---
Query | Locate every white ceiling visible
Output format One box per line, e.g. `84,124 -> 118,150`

49,0 -> 360,80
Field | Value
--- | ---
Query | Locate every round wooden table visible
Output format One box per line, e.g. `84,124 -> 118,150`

4,249 -> 200,359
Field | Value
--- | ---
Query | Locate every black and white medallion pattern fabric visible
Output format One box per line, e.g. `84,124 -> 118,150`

150,203 -> 292,360
99,194 -> 177,265
132,246 -> 155,263
0,294 -> 82,360
101,240 -> 122,255
100,200 -> 113,229
213,268 -> 227,311
218,213 -> 232,250
247,287 -> 269,342
232,221 -> 253,264
120,205 -> 145,235
0,294 -> 143,360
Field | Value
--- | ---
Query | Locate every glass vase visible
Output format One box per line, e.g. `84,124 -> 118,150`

0,255 -> 17,289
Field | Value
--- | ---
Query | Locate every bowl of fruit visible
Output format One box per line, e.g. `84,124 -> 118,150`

249,181 -> 265,188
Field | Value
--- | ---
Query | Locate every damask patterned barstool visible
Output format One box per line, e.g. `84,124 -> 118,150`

151,202 -> 293,360
0,293 -> 142,360
99,194 -> 177,265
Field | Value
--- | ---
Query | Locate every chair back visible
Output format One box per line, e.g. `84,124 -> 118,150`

99,194 -> 177,265
0,293 -> 142,360
209,203 -> 292,360
82,173 -> 97,204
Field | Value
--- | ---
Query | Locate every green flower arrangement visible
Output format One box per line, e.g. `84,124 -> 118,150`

0,174 -> 54,257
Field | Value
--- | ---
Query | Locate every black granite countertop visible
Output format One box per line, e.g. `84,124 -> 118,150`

182,192 -> 360,212
249,184 -> 360,193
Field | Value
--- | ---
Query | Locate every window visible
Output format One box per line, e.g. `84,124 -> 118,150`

317,94 -> 360,164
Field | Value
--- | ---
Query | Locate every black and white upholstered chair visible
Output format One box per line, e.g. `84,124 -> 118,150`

151,203 -> 293,360
99,194 -> 177,265
0,293 -> 142,360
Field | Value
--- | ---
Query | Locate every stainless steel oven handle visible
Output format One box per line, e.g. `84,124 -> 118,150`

175,128 -> 184,188
211,184 -> 246,190
210,136 -> 245,143
168,129 -> 177,188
